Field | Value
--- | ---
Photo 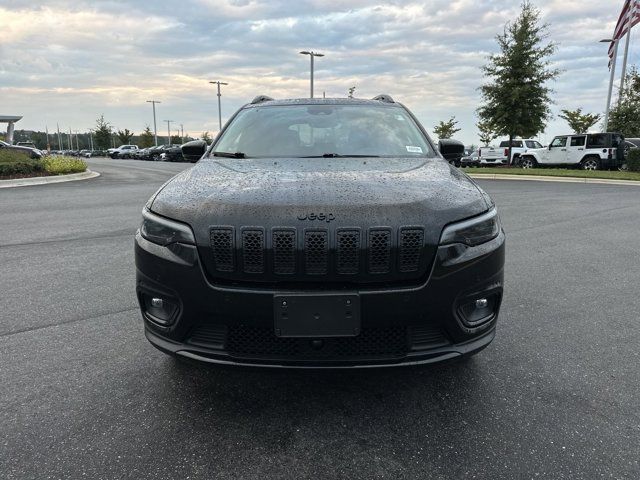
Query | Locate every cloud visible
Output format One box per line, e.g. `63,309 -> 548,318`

0,0 -> 636,143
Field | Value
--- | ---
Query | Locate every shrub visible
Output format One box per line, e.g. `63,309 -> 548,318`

42,156 -> 87,175
627,149 -> 640,172
0,149 -> 44,176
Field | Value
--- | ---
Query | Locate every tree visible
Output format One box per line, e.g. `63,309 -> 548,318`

433,116 -> 461,139
476,119 -> 499,146
558,108 -> 601,134
478,1 -> 559,164
117,128 -> 134,145
94,115 -> 112,150
201,131 -> 212,143
608,66 -> 640,137
348,86 -> 356,98
170,135 -> 182,145
139,125 -> 155,148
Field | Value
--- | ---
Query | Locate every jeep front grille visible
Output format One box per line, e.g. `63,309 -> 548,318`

204,225 -> 432,285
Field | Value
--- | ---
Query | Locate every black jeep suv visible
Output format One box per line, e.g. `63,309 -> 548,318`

135,95 -> 505,368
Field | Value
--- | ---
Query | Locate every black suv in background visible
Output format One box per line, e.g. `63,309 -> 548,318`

135,95 -> 505,368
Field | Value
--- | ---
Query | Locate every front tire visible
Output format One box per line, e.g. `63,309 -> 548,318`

581,157 -> 600,171
521,156 -> 537,169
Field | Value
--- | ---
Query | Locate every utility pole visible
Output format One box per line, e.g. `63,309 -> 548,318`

164,120 -> 173,145
68,128 -> 72,150
146,100 -> 161,146
299,51 -> 325,98
88,129 -> 94,150
45,126 -> 50,152
180,124 -> 184,144
57,123 -> 62,150
209,81 -> 228,131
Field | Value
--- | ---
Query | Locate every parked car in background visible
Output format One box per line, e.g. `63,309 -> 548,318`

0,140 -> 43,159
519,133 -> 625,170
461,149 -> 480,167
477,145 -> 508,165
159,144 -> 183,162
109,145 -> 139,159
498,138 -> 544,164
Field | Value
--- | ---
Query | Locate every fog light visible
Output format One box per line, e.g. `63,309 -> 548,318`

140,292 -> 178,327
475,298 -> 488,308
458,293 -> 499,328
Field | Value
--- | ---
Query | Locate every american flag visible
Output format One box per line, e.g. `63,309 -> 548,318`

609,0 -> 640,67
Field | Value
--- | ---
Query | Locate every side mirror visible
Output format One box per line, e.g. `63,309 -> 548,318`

438,139 -> 465,161
181,140 -> 207,163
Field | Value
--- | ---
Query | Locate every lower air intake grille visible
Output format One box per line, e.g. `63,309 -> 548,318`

410,325 -> 450,350
226,326 -> 408,358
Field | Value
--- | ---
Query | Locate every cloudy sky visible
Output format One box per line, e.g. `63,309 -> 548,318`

1,0 -> 637,145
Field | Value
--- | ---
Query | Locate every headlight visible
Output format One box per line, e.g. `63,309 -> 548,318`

140,208 -> 195,246
440,208 -> 501,247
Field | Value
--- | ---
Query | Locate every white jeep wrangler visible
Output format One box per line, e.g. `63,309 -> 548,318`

519,133 -> 625,170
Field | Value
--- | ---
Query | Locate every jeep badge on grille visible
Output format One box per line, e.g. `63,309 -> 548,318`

297,212 -> 336,222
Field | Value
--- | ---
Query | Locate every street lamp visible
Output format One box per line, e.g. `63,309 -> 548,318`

600,38 -> 618,132
299,51 -> 324,98
146,100 -> 161,146
209,81 -> 228,131
164,120 -> 173,145
180,123 -> 184,144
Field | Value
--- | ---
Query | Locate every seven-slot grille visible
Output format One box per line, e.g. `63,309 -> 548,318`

207,225 -> 429,283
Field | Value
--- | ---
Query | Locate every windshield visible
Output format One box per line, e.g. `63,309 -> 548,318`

213,104 -> 435,158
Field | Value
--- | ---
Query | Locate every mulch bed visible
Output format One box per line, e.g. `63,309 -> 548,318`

0,171 -> 55,181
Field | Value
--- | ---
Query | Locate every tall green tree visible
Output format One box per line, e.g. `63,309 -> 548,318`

117,128 -> 134,145
608,67 -> 640,137
558,108 -> 601,134
201,131 -> 212,143
139,125 -> 155,148
94,115 -> 112,150
170,135 -> 182,145
476,119 -> 498,146
478,1 -> 559,164
433,117 -> 461,139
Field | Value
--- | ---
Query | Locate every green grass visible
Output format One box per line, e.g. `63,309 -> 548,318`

41,156 -> 87,175
462,167 -> 640,182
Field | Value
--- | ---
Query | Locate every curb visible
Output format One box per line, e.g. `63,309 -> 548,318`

0,170 -> 100,189
468,173 -> 640,187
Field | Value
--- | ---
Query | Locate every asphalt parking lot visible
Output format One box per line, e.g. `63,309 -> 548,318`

1,157 -> 639,479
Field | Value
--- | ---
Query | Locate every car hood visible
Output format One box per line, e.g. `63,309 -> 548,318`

150,157 -> 489,244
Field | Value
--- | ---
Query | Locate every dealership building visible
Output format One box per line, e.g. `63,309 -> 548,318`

0,115 -> 23,143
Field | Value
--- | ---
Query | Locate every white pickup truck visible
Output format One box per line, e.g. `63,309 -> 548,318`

519,133 -> 625,170
478,139 -> 544,165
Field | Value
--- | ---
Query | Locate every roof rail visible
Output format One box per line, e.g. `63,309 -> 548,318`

250,95 -> 274,104
372,94 -> 395,103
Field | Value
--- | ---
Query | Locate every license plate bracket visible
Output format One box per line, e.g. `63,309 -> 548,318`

274,293 -> 360,338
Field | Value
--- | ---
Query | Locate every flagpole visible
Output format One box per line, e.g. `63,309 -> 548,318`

604,40 -> 619,132
619,0 -> 635,97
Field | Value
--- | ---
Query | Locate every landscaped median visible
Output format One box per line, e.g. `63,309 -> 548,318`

0,150 -> 98,187
463,167 -> 640,183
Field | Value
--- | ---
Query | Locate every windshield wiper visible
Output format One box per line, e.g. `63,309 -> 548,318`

300,153 -> 380,158
212,151 -> 247,158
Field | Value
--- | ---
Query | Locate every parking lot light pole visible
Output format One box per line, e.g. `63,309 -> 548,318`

209,81 -> 228,131
88,129 -> 94,150
164,120 -> 173,145
146,100 -> 161,146
180,124 -> 184,144
601,38 -> 618,132
299,51 -> 324,98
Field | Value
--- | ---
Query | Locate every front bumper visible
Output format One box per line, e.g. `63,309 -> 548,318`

135,229 -> 505,368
